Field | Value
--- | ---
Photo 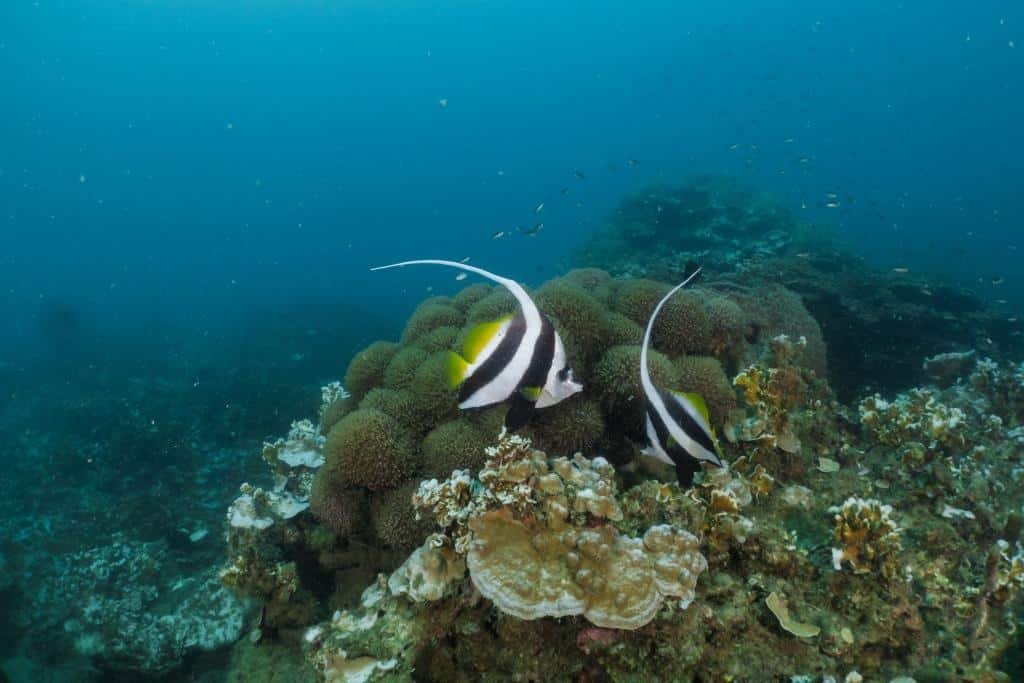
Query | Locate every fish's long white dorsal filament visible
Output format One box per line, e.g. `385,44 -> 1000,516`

371,259 -> 536,319
639,268 -> 702,399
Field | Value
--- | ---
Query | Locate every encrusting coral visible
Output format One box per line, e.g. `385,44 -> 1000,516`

413,433 -> 707,629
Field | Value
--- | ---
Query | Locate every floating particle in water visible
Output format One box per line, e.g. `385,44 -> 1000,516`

438,98 -> 448,108
79,174 -> 86,183
491,230 -> 505,239
626,158 -> 638,167
455,273 -> 467,281
574,169 -> 586,180
534,202 -> 544,214
891,267 -> 909,273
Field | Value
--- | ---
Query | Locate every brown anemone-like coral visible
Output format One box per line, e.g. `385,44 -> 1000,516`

343,340 -> 399,400
322,409 -> 416,492
310,478 -> 367,538
592,344 -> 679,436
370,480 -> 435,551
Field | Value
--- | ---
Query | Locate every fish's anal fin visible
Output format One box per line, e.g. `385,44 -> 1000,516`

674,457 -> 701,489
446,351 -> 470,390
504,391 -> 536,431
463,316 -> 510,363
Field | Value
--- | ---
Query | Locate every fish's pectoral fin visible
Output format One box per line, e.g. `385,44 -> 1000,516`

504,391 -> 537,432
674,457 -> 701,489
446,351 -> 470,390
462,315 -> 511,363
519,385 -> 542,402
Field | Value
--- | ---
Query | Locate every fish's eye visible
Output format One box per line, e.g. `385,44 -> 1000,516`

557,367 -> 571,382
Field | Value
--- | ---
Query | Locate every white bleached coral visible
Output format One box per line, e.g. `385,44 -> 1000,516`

858,389 -> 968,452
387,538 -> 465,603
226,419 -> 328,530
50,535 -> 247,674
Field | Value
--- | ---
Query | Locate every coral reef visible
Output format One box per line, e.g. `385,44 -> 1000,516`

222,335 -> 1024,681
576,174 -> 803,279
575,175 -> 1022,400
301,266 -> 825,573
40,534 -> 248,675
214,257 -> 1023,681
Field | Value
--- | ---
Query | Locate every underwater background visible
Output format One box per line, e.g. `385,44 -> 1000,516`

1,1 -> 1023,681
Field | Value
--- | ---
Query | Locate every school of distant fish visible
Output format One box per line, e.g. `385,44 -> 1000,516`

372,260 -> 722,486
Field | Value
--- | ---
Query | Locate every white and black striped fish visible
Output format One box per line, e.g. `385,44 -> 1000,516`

640,270 -> 725,487
371,259 -> 583,430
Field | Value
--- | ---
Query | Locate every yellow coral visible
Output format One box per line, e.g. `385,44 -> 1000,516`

830,497 -> 902,580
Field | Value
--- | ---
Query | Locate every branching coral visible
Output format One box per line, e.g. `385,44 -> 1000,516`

859,388 -> 969,453
830,497 -> 903,580
731,335 -> 810,453
970,358 -> 1024,427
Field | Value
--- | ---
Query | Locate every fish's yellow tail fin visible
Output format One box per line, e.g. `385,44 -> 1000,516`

446,351 -> 470,389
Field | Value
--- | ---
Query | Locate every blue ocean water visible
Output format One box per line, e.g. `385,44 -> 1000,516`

1,1 -> 1022,680
3,0 -> 1021,361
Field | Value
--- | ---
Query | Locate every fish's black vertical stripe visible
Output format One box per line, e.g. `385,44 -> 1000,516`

516,315 -> 556,395
656,388 -> 718,456
647,401 -> 672,452
458,312 -> 526,403
648,399 -> 703,485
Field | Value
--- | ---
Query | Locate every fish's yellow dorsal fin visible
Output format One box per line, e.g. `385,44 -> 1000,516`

463,315 -> 511,363
446,352 -> 470,389
674,391 -> 713,425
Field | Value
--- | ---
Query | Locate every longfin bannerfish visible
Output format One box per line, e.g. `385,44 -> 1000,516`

370,259 -> 583,430
639,270 -> 724,487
